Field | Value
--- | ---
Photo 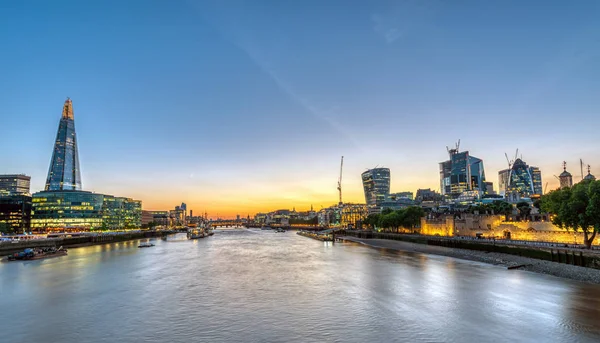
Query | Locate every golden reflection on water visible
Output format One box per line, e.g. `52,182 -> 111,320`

1,230 -> 600,343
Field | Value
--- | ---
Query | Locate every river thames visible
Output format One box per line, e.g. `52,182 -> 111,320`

1,229 -> 599,343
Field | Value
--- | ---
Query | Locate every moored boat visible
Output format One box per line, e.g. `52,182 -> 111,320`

187,227 -> 206,239
6,246 -> 67,261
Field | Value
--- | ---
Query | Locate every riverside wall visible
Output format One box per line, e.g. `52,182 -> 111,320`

0,230 -> 172,256
419,215 -> 599,246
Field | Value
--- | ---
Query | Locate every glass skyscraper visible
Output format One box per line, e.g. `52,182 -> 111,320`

498,158 -> 543,197
45,98 -> 82,191
439,150 -> 487,197
361,168 -> 391,212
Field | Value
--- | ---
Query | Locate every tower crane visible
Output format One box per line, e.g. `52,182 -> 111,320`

337,156 -> 344,205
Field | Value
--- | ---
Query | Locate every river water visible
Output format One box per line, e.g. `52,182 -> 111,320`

1,229 -> 599,343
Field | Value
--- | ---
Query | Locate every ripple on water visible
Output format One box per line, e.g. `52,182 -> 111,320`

1,230 -> 600,343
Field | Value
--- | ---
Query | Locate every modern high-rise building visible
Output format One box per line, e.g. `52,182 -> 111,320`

45,98 -> 82,191
439,145 -> 487,197
361,168 -> 390,213
31,98 -> 142,231
0,174 -> 31,196
498,158 -> 543,197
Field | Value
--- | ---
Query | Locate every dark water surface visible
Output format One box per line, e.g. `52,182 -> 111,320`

1,229 -> 600,343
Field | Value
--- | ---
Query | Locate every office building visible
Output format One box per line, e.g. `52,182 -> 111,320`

484,182 -> 495,195
0,195 -> 32,233
389,192 -> 413,200
498,158 -> 543,198
31,191 -> 142,231
102,195 -> 142,229
439,144 -> 487,197
45,98 -> 82,191
150,211 -> 170,227
361,168 -> 391,213
30,98 -> 143,231
415,188 -> 440,202
31,191 -> 104,231
141,210 -> 154,226
0,175 -> 31,196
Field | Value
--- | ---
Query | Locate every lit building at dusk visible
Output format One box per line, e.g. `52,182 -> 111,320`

30,191 -> 142,231
0,194 -> 32,233
45,98 -> 82,191
439,143 -> 487,198
0,174 -> 31,196
30,99 -> 142,231
361,168 -> 390,213
498,158 -> 543,198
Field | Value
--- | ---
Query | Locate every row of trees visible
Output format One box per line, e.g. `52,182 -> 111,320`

468,200 -> 533,221
541,179 -> 600,249
363,207 -> 425,232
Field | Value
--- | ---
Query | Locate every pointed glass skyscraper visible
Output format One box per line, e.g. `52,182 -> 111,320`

44,98 -> 82,191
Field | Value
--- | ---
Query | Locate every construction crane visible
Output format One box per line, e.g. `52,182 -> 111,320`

337,156 -> 344,205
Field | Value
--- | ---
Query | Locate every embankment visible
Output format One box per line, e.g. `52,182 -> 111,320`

339,235 -> 600,284
0,231 -> 174,256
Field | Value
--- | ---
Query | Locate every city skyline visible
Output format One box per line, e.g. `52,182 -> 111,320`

2,1 -> 600,217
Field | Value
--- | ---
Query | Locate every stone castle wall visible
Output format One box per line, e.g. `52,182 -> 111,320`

419,215 -> 599,246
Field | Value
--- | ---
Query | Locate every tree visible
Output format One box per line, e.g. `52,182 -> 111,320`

402,206 -> 425,229
541,180 -> 600,249
516,201 -> 532,221
492,201 -> 514,221
381,208 -> 394,215
0,222 -> 13,234
363,214 -> 380,230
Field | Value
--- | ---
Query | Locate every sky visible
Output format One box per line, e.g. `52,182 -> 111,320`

1,0 -> 599,218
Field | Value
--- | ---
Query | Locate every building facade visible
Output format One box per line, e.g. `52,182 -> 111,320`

141,210 -> 154,226
31,191 -> 142,231
498,158 -> 543,198
102,196 -> 142,229
440,149 -> 487,197
340,203 -> 368,229
0,175 -> 31,196
45,98 -> 82,191
0,195 -> 32,233
361,168 -> 391,213
31,191 -> 104,231
389,192 -> 413,200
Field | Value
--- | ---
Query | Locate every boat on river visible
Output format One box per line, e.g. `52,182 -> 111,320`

138,242 -> 155,248
187,227 -> 206,239
6,246 -> 67,261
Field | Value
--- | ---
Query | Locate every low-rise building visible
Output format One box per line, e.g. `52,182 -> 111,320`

30,190 -> 142,232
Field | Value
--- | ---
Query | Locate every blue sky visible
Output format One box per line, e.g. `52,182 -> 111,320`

1,0 -> 599,216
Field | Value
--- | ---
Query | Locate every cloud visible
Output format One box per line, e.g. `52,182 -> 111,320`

371,14 -> 403,44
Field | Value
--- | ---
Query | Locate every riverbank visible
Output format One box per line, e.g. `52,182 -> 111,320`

0,230 -> 177,256
339,236 -> 600,284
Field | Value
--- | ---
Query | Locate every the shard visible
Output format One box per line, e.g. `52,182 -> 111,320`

44,98 -> 82,191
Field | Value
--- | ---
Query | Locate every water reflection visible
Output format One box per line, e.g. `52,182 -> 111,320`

1,230 -> 599,343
